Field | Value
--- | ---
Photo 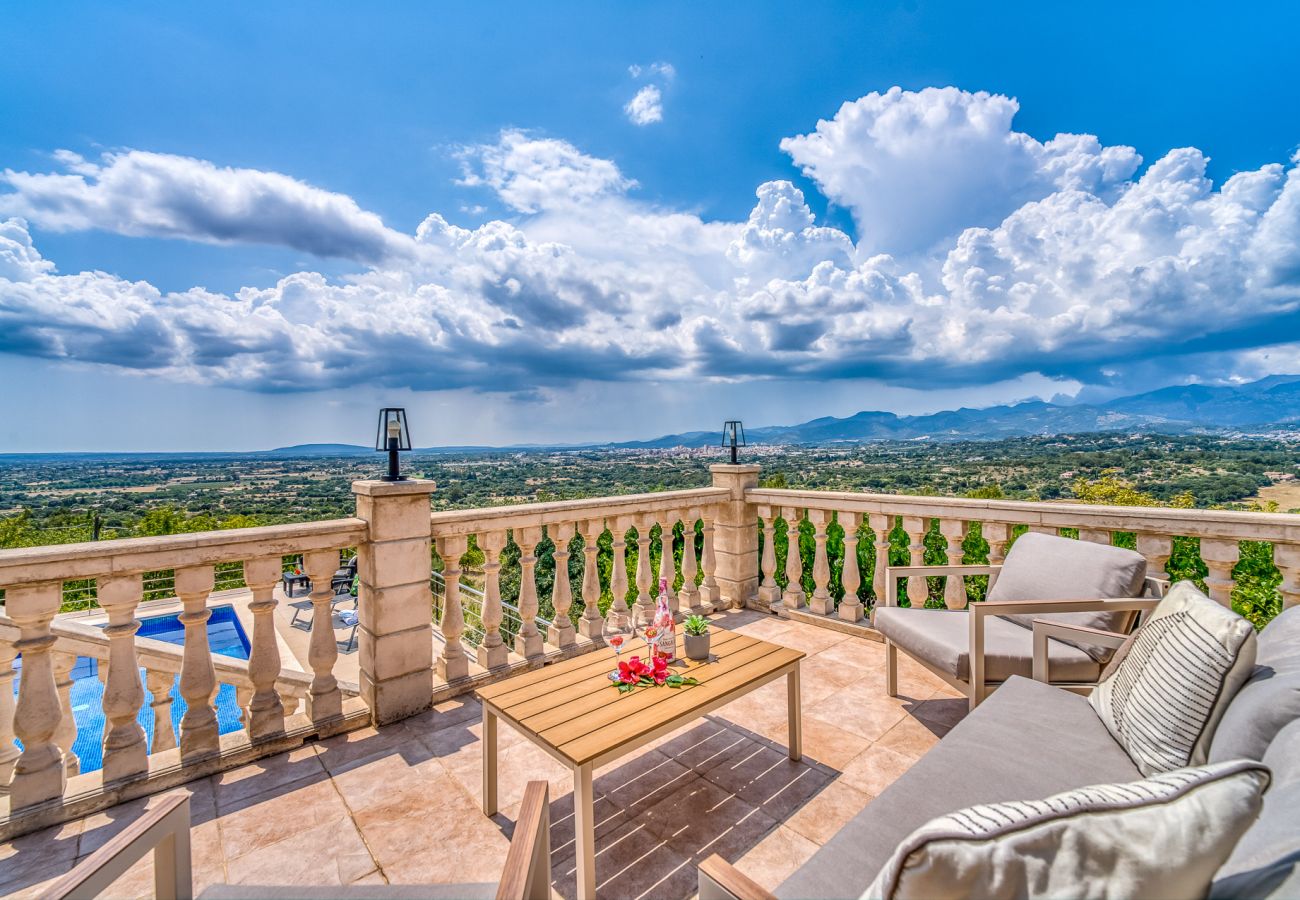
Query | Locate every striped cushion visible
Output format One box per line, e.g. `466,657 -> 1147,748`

1090,580 -> 1257,776
864,760 -> 1270,900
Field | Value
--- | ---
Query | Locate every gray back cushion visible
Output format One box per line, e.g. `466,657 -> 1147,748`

991,532 -> 1149,660
1210,606 -> 1300,763
1210,716 -> 1300,898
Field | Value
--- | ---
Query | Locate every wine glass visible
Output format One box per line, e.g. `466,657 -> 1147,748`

633,605 -> 658,657
604,608 -> 632,657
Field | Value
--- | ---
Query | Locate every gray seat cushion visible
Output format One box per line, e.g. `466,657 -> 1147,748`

991,533 -> 1148,660
776,677 -> 1139,900
1211,716 -> 1300,898
1210,605 -> 1300,764
875,606 -> 1101,684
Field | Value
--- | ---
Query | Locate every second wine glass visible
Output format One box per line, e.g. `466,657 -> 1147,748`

604,608 -> 632,657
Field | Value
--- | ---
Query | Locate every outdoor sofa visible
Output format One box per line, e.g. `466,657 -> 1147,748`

700,600 -> 1300,899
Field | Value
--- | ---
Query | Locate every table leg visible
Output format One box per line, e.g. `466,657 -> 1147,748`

788,664 -> 802,762
482,705 -> 498,816
573,762 -> 596,900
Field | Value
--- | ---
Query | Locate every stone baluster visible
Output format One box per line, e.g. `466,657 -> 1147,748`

839,512 -> 864,622
940,519 -> 968,610
699,511 -> 720,608
1136,533 -> 1173,583
8,582 -> 67,808
870,513 -> 891,607
235,686 -> 253,727
1027,525 -> 1057,536
809,509 -> 833,615
548,522 -> 577,647
681,512 -> 705,615
146,670 -> 178,754
302,550 -> 343,723
175,565 -> 219,763
514,526 -> 544,659
244,556 -> 286,740
610,518 -> 631,615
903,517 -> 928,607
757,507 -> 780,610
782,508 -> 806,609
51,652 -> 80,778
1275,544 -> 1300,610
478,530 -> 508,668
0,643 -> 18,790
634,517 -> 655,618
984,522 -> 1010,565
1079,527 -> 1111,545
436,535 -> 470,680
578,520 -> 605,637
98,575 -> 147,784
658,513 -> 679,614
1201,538 -> 1240,607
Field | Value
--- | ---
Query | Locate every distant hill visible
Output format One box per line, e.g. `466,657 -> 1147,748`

264,443 -> 371,456
614,375 -> 1300,448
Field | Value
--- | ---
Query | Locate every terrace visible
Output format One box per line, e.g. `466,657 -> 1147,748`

1,463 -> 1296,897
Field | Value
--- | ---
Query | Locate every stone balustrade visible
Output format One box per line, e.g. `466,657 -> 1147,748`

747,488 -> 1300,623
428,485 -> 729,684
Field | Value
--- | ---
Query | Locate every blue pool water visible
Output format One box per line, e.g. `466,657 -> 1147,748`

13,605 -> 252,773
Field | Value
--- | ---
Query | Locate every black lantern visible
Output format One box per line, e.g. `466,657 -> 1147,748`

721,420 -> 746,464
375,408 -> 412,481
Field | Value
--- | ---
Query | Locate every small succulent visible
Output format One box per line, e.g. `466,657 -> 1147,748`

683,614 -> 710,636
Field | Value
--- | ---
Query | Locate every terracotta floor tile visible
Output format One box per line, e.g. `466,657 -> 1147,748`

839,744 -> 917,797
799,653 -> 874,690
729,615 -> 792,641
0,852 -> 82,898
811,638 -> 887,674
502,789 -> 629,862
733,825 -> 820,889
211,745 -> 327,810
312,721 -> 429,775
225,813 -> 374,886
329,748 -> 447,813
0,818 -> 82,866
805,689 -> 909,742
90,819 -> 226,900
793,716 -> 873,771
768,623 -> 848,655
876,714 -> 947,760
217,777 -> 348,860
442,735 -> 574,811
783,780 -> 875,845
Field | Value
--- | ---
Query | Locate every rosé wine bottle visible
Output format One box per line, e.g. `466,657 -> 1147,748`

653,577 -> 677,661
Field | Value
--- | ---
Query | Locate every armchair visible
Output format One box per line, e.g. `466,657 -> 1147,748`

873,532 -> 1164,710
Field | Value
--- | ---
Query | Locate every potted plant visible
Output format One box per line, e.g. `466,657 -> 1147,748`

683,614 -> 711,660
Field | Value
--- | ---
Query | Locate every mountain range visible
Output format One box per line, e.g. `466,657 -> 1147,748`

610,375 -> 1300,449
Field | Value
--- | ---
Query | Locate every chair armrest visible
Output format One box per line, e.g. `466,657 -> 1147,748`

1031,620 -> 1129,683
1144,576 -> 1170,598
42,793 -> 191,900
883,565 -> 1001,606
497,781 -> 551,900
698,855 -> 777,900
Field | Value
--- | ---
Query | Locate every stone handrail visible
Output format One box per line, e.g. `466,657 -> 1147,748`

429,487 -> 729,678
745,487 -> 1300,619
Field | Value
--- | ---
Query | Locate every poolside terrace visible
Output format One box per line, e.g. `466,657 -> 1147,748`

0,610 -> 960,899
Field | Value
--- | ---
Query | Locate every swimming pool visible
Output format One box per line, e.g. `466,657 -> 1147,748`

13,604 -> 252,774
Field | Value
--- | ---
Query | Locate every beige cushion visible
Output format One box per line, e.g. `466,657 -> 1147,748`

991,532 -> 1148,660
874,606 -> 1100,684
863,759 -> 1270,900
1090,580 -> 1258,776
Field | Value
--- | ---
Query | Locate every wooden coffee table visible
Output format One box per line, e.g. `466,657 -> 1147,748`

476,629 -> 804,900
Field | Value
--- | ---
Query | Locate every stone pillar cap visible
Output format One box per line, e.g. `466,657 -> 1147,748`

351,478 -> 437,497
708,463 -> 761,475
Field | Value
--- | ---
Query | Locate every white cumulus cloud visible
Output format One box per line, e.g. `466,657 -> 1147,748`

0,150 -> 413,263
624,85 -> 664,126
3,89 -> 1300,399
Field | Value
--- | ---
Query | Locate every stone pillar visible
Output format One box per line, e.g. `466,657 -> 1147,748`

176,565 -> 219,764
1201,538 -> 1239,608
301,550 -> 343,724
476,530 -> 508,669
940,519 -> 968,610
699,513 -> 721,608
903,517 -> 928,607
53,652 -> 80,777
1136,533 -> 1173,582
709,464 -> 761,610
634,518 -> 654,618
244,556 -> 286,740
782,508 -> 806,610
610,517 -> 631,615
680,512 -> 704,615
756,506 -> 780,611
435,534 -> 470,680
146,670 -> 178,754
658,514 -> 679,613
0,642 -> 19,789
870,514 -> 891,609
353,478 -> 436,726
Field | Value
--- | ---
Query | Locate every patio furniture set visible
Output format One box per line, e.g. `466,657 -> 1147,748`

50,534 -> 1300,898
287,555 -> 360,651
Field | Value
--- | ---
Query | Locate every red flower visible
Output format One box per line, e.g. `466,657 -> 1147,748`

618,656 -> 651,684
650,656 -> 670,685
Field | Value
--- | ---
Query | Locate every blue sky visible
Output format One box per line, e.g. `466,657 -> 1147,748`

2,1 -> 1299,450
